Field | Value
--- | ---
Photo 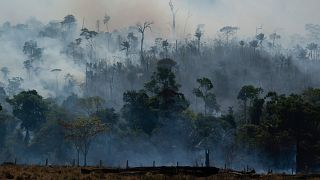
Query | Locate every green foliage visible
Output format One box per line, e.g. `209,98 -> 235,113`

122,90 -> 158,135
91,108 -> 119,127
237,90 -> 320,172
237,85 -> 263,123
78,96 -> 105,116
7,90 -> 48,140
122,60 -> 189,135
62,117 -> 107,166
193,77 -> 219,115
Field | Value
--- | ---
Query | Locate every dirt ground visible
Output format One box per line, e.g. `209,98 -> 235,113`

0,164 -> 319,180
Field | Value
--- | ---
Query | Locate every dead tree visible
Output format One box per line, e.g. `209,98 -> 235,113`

205,149 -> 210,167
137,21 -> 153,66
169,0 -> 178,37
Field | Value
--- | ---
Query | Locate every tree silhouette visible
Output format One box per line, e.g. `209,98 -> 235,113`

269,32 -> 281,47
62,117 -> 106,166
162,40 -> 169,58
220,26 -> 239,44
169,0 -> 178,36
249,40 -> 259,54
237,85 -> 263,123
195,28 -> 203,54
193,77 -> 219,115
256,33 -> 265,47
61,15 -> 76,32
7,90 -> 48,143
103,14 -> 111,32
121,41 -> 130,57
306,43 -> 318,60
137,21 -> 153,63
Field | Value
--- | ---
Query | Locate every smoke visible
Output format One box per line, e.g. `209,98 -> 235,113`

0,0 -> 319,38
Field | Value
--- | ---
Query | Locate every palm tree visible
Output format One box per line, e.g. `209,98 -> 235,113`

239,40 -> 245,55
137,21 -> 153,63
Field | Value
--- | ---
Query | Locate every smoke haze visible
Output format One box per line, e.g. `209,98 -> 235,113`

0,0 -> 319,37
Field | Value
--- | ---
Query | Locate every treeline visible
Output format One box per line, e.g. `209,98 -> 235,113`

0,59 -> 320,173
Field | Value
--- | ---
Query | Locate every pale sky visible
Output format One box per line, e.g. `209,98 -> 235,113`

0,0 -> 319,37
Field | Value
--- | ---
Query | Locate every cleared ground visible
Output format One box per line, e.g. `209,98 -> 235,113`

0,164 -> 319,180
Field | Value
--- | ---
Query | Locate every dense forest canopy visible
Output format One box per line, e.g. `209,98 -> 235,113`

0,0 -> 320,174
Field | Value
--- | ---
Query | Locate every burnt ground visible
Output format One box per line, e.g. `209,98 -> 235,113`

0,164 -> 319,179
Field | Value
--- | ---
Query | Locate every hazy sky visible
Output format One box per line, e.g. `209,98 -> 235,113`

0,0 -> 319,37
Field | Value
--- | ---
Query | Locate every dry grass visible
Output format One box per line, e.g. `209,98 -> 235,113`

0,165 -> 319,180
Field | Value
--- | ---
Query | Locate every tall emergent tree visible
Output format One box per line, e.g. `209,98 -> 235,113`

137,21 -> 153,63
7,90 -> 48,143
220,26 -> 239,44
237,85 -> 263,123
193,77 -> 219,115
169,0 -> 178,36
145,59 -> 189,118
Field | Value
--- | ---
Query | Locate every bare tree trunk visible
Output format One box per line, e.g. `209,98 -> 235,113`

244,100 -> 247,123
84,151 -> 88,167
77,149 -> 80,167
140,33 -> 145,62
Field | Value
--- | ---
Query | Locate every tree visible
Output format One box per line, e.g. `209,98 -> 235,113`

269,32 -> 281,47
122,90 -> 158,135
62,117 -> 106,166
219,26 -> 239,44
193,77 -> 219,115
264,93 -> 319,173
306,43 -> 318,60
145,59 -> 189,118
127,32 -> 138,50
103,14 -> 111,50
22,40 -> 42,79
162,40 -> 169,58
61,15 -> 76,32
7,90 -> 48,143
169,0 -> 178,36
91,108 -> 119,128
23,40 -> 43,60
137,21 -> 153,63
195,28 -> 203,54
237,85 -> 263,123
239,40 -> 245,55
78,96 -> 105,116
121,41 -> 130,57
103,14 -> 111,32
30,101 -> 72,163
256,33 -> 265,47
249,40 -> 259,54
80,28 -> 98,59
